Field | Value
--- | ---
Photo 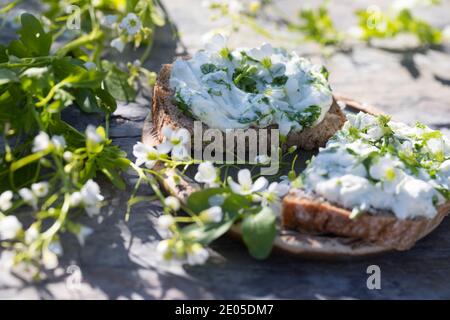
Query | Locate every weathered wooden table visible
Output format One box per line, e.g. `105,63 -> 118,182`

1,0 -> 450,299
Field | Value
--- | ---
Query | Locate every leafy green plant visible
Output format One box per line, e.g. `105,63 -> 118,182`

0,1 -> 167,275
0,13 -> 136,274
356,7 -> 442,46
289,1 -> 343,46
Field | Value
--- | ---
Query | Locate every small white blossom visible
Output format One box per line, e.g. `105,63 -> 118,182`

158,215 -> 175,230
25,225 -> 39,244
203,33 -> 229,55
247,43 -> 274,62
133,142 -> 161,169
194,162 -> 218,186
80,179 -> 104,216
119,13 -> 142,36
85,125 -> 104,144
158,126 -> 191,160
200,206 -> 223,223
164,196 -> 181,212
227,169 -> 268,195
369,156 -> 401,182
0,191 -> 13,212
52,135 -> 66,151
187,243 -> 209,265
260,182 -> 290,214
19,188 -> 38,209
110,37 -> 125,52
31,181 -> 49,198
63,151 -> 73,162
0,216 -> 22,240
156,239 -> 172,260
70,191 -> 83,207
32,131 -> 51,152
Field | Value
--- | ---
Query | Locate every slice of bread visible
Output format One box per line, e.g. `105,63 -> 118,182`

152,64 -> 346,150
282,189 -> 450,250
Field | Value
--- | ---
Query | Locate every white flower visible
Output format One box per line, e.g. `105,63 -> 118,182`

32,132 -> 65,153
77,226 -> 94,246
85,125 -> 104,144
365,125 -> 384,140
158,126 -> 191,160
0,191 -> 13,212
369,156 -> 401,182
156,239 -> 172,260
31,181 -> 49,198
32,131 -> 51,152
260,182 -> 290,214
200,206 -> 223,223
70,191 -> 83,207
52,135 -> 66,151
80,179 -> 104,216
187,243 -> 209,265
63,151 -> 73,162
119,13 -> 142,36
204,33 -> 229,55
247,43 -> 274,62
195,162 -> 218,186
254,154 -> 271,165
0,216 -> 22,240
158,215 -> 175,230
164,196 -> 181,212
19,188 -> 38,209
133,142 -> 161,169
227,169 -> 268,195
84,61 -> 96,70
25,225 -> 39,244
110,37 -> 125,52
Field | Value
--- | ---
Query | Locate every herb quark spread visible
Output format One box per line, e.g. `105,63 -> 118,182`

169,35 -> 333,136
303,112 -> 450,219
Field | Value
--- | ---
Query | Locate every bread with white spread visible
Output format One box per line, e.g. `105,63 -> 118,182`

282,113 -> 450,250
151,38 -> 346,150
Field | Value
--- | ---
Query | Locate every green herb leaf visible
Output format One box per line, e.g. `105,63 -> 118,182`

102,61 -> 137,102
11,13 -> 52,57
200,63 -> 218,74
272,75 -> 288,86
241,207 -> 276,260
0,68 -> 19,86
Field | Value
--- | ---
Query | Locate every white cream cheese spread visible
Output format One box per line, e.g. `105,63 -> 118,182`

303,112 -> 450,219
169,35 -> 333,136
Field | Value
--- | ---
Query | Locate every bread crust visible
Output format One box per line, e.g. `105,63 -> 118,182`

152,64 -> 346,150
282,190 -> 450,250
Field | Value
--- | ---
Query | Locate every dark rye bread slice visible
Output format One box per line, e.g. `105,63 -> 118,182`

282,189 -> 450,250
152,64 -> 346,150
